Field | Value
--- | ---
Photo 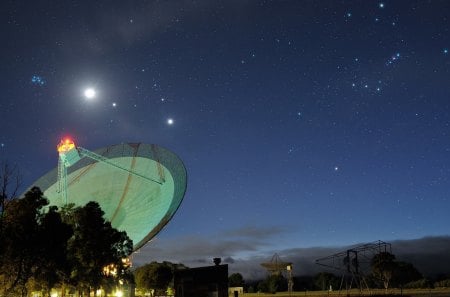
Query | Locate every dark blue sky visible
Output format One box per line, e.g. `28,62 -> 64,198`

1,0 -> 449,269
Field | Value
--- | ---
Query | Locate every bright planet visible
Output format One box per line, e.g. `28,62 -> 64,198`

84,88 -> 96,99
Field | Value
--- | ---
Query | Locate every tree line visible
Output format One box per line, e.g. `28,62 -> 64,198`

233,252 -> 450,294
132,256 -> 450,297
0,165 -> 133,297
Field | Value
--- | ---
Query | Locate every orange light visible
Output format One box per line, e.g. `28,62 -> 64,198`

57,138 -> 76,153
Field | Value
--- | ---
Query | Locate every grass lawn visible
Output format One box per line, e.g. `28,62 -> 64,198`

238,288 -> 450,297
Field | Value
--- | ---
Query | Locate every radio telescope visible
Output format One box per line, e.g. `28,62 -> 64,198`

29,138 -> 187,251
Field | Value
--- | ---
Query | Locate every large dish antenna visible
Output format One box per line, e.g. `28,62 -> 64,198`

29,139 -> 187,251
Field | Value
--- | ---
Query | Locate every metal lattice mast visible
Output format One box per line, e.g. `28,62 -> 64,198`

315,240 -> 392,293
56,157 -> 68,204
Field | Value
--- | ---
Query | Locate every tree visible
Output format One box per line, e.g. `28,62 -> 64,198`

0,181 -> 133,296
68,201 -> 133,296
0,162 -> 21,261
0,187 -> 49,297
313,272 -> 339,291
392,261 -> 422,289
134,262 -> 174,296
267,274 -> 287,293
404,278 -> 432,289
0,162 -> 21,223
371,252 -> 396,291
256,274 -> 287,294
229,273 -> 245,287
33,206 -> 73,297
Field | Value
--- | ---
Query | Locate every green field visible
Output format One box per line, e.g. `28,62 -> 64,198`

238,288 -> 450,297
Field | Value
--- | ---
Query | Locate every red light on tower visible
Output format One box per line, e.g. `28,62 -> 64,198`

57,137 -> 80,167
57,137 -> 76,153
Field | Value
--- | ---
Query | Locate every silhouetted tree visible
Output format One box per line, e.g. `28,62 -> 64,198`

371,252 -> 396,291
0,187 -> 48,297
313,272 -> 339,291
134,261 -> 176,296
0,162 -> 21,225
68,201 -> 133,296
404,278 -> 432,289
255,274 -> 288,293
393,261 -> 422,291
293,275 -> 315,291
229,273 -> 245,287
33,206 -> 73,297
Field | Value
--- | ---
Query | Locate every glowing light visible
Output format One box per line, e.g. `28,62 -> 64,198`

31,75 -> 45,86
57,138 -> 76,153
115,290 -> 123,297
167,118 -> 174,125
84,88 -> 96,99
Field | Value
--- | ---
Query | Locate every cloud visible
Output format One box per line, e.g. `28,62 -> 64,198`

132,230 -> 450,281
222,225 -> 289,239
389,236 -> 450,277
133,225 -> 287,268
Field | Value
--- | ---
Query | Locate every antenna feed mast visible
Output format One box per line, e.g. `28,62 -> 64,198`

57,138 -> 81,167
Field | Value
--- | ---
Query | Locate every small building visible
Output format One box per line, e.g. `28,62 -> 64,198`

228,287 -> 244,297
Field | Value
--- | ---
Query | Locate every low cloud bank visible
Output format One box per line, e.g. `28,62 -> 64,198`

133,228 -> 450,280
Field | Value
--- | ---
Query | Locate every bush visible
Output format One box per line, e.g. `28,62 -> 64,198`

434,278 -> 450,288
404,278 -> 432,289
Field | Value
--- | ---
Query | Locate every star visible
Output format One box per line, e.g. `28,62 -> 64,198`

31,75 -> 45,86
112,102 -> 117,108
167,118 -> 174,125
379,3 -> 385,8
334,166 -> 339,171
444,49 -> 448,54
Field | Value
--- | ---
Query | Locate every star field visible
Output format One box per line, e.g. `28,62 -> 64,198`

1,1 -> 450,262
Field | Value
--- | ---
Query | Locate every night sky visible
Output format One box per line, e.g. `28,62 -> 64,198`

1,1 -> 450,275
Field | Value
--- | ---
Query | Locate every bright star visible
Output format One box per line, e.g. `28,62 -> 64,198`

112,102 -> 117,107
334,166 -> 339,171
84,88 -> 96,99
167,118 -> 174,125
379,3 -> 384,8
